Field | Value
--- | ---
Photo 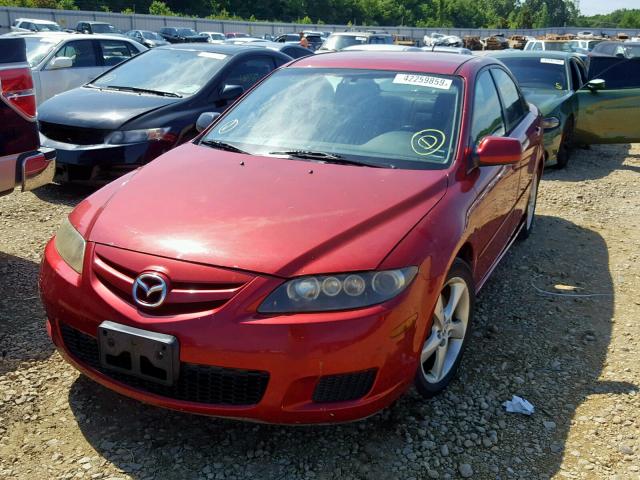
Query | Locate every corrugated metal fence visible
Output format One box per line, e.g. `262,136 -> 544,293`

2,6 -> 639,39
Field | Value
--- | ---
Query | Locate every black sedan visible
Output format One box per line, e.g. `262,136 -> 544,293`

159,27 -> 208,44
38,44 -> 291,183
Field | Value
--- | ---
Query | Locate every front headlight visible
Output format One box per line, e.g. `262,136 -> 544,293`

54,217 -> 86,274
542,116 -> 561,130
258,267 -> 418,313
105,127 -> 171,145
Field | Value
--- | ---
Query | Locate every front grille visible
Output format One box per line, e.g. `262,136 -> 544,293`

92,244 -> 253,316
40,121 -> 107,145
60,323 -> 269,406
312,369 -> 377,403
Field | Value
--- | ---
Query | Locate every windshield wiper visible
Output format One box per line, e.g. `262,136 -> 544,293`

200,140 -> 249,154
100,85 -> 182,98
268,150 -> 387,168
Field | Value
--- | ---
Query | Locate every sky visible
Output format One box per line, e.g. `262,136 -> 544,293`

580,0 -> 639,16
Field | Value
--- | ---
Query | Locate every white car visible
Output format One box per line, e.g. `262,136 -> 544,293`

199,31 -> 226,43
423,32 -> 463,48
11,18 -> 63,33
23,33 -> 146,105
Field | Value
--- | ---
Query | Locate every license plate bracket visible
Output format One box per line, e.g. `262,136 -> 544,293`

97,321 -> 179,386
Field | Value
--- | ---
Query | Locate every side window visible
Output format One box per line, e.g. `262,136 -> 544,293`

491,68 -> 528,132
471,70 -> 506,145
224,57 -> 275,91
532,42 -> 542,51
53,40 -> 98,68
588,57 -> 640,89
99,40 -> 134,67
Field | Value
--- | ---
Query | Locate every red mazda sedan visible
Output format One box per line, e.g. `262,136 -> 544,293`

40,52 -> 543,424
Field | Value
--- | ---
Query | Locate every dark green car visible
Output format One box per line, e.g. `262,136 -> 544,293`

489,51 -> 640,168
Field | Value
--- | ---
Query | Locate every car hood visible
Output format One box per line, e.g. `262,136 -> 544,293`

520,88 -> 569,116
37,87 -> 179,130
87,143 -> 448,277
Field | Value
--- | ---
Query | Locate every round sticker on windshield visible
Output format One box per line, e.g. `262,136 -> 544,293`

218,119 -> 239,134
411,129 -> 446,156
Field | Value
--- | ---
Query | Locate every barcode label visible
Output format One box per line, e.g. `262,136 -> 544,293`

393,73 -> 452,90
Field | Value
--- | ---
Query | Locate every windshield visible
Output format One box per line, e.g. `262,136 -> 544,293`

142,31 -> 163,40
92,23 -> 117,34
201,68 -> 462,169
24,37 -> 60,67
498,57 -> 568,91
35,23 -> 61,32
322,35 -> 368,50
178,28 -> 198,36
91,48 -> 227,97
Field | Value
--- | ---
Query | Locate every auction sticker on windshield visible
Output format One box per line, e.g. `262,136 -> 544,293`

540,58 -> 564,65
393,74 -> 452,90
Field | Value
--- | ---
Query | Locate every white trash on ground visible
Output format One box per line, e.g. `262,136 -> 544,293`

503,395 -> 535,415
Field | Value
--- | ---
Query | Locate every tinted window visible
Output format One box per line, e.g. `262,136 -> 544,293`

569,60 -> 584,90
54,40 -> 97,68
471,70 -> 505,144
497,56 -> 568,91
491,68 -> 527,132
225,57 -> 275,91
91,23 -> 116,34
532,42 -> 542,51
99,40 -> 135,67
588,57 -> 640,89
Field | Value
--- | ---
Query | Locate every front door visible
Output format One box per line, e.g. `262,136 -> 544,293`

574,57 -> 640,144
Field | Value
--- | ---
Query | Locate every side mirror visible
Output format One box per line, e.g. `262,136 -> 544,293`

585,79 -> 605,91
196,111 -> 221,132
48,56 -> 73,70
475,136 -> 522,167
220,84 -> 244,101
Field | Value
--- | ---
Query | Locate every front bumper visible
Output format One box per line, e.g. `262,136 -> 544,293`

40,240 -> 433,424
40,134 -> 171,182
542,126 -> 562,166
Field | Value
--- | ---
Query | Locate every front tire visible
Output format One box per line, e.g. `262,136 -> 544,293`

414,259 -> 475,398
555,120 -> 574,169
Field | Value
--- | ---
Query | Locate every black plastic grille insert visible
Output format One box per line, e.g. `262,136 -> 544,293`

313,369 -> 377,403
60,323 -> 269,406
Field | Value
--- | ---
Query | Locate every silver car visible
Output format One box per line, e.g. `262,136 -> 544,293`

22,33 -> 146,105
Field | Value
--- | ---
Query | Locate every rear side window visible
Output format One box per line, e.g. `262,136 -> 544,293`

54,40 -> 98,68
99,40 -> 135,67
225,57 -> 275,91
588,57 -> 640,89
471,70 -> 505,145
491,68 -> 528,132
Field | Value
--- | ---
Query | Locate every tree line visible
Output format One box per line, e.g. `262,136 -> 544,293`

2,0 -> 640,29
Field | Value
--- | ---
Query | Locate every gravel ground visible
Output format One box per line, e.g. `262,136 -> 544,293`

1,144 -> 639,480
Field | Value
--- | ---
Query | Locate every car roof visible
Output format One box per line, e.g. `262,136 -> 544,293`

330,31 -> 390,37
290,51 -> 480,74
489,50 -> 577,59
19,32 -> 132,41
343,44 -> 421,52
16,18 -> 58,24
155,43 -> 282,56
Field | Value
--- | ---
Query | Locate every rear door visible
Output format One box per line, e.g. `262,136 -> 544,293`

574,57 -> 640,143
38,39 -> 102,103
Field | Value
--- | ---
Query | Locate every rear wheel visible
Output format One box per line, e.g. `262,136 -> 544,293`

555,119 -> 574,169
414,259 -> 474,398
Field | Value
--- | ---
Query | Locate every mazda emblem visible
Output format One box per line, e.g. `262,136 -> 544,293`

132,272 -> 168,308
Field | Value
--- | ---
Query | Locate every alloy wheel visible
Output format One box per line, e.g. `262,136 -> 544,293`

420,277 -> 470,384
